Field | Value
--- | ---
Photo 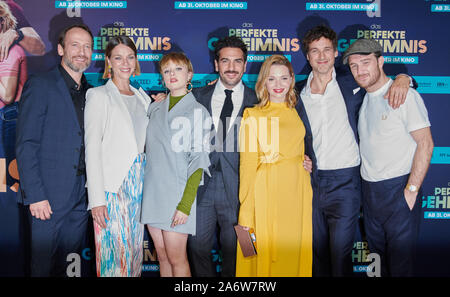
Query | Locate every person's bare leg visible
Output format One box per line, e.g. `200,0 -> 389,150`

163,231 -> 191,277
147,225 -> 173,277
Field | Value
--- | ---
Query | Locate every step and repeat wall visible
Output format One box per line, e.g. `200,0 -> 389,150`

0,0 -> 449,276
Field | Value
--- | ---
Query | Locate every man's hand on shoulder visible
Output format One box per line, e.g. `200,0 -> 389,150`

384,74 -> 411,109
151,93 -> 167,102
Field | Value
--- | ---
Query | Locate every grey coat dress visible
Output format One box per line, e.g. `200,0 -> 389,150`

141,91 -> 211,235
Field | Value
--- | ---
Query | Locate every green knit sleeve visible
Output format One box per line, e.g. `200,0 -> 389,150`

176,168 -> 203,215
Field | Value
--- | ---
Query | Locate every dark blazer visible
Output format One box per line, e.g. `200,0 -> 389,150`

294,67 -> 364,185
16,67 -> 86,210
192,82 -> 258,213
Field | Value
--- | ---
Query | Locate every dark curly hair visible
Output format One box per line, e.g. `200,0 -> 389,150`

302,25 -> 337,54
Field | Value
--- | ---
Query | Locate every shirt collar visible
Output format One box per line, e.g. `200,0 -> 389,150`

303,67 -> 337,97
216,78 -> 244,96
58,64 -> 88,92
367,78 -> 393,97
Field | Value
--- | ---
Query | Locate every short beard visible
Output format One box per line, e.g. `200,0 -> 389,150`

64,56 -> 89,73
360,69 -> 381,90
220,72 -> 242,88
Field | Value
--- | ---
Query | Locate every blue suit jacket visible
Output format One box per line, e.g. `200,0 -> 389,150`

16,67 -> 87,209
192,83 -> 258,213
294,67 -> 364,186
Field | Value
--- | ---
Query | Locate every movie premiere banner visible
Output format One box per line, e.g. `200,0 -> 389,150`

0,0 -> 449,277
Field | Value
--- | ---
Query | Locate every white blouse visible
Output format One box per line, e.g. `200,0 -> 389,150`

121,94 -> 147,154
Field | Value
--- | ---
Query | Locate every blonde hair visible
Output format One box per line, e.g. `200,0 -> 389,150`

0,2 -> 17,33
255,54 -> 297,108
159,52 -> 194,74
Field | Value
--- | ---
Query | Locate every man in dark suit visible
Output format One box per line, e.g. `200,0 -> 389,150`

188,36 -> 258,277
294,25 -> 413,277
16,24 -> 93,277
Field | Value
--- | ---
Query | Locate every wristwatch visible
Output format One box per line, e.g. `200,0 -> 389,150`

405,183 -> 419,193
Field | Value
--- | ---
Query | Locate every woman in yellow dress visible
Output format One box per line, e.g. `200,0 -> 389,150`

236,54 -> 313,277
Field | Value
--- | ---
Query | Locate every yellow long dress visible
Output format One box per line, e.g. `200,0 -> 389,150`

236,101 -> 313,277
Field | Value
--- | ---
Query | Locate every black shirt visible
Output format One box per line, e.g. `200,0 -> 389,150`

58,65 -> 91,173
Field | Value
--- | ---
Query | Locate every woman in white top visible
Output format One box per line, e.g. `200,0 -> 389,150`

84,35 -> 150,277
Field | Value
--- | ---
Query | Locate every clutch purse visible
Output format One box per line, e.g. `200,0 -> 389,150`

234,224 -> 257,257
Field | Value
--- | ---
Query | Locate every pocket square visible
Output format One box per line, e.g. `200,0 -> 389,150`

353,87 -> 361,95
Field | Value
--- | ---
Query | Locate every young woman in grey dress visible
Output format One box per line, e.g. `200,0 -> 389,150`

141,53 -> 211,277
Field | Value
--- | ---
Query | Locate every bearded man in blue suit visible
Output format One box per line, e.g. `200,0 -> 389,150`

16,24 -> 93,277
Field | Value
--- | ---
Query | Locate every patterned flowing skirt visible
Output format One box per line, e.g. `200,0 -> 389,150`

94,154 -> 146,277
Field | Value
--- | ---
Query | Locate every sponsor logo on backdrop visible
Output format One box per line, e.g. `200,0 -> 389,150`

422,182 -> 450,220
56,0 -> 127,17
55,0 -> 127,9
305,0 -> 379,14
87,24 -> 172,89
431,147 -> 450,164
425,0 -> 450,12
183,24 -> 300,88
338,25 -> 428,65
208,24 -> 300,63
352,241 -> 381,276
142,240 -> 159,272
0,159 -> 19,193
212,249 -> 223,273
431,4 -> 450,12
422,149 -> 450,219
174,1 -> 247,10
228,27 -> 300,54
94,26 -> 171,56
352,241 -> 371,273
406,77 -> 450,94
